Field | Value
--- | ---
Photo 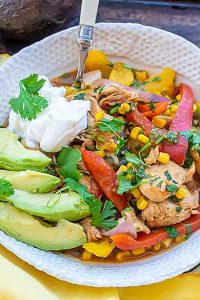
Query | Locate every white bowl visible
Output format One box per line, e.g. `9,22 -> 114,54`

0,23 -> 200,287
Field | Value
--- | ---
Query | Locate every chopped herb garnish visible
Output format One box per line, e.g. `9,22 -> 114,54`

73,93 -> 86,100
107,63 -> 114,68
148,101 -> 156,112
125,152 -> 145,167
96,117 -> 125,133
165,131 -> 179,143
95,86 -> 105,93
151,76 -> 161,82
166,184 -> 178,193
149,176 -> 161,185
57,147 -> 82,181
110,104 -> 120,115
164,170 -> 172,181
164,226 -> 178,238
176,206 -> 182,213
157,180 -> 164,188
64,178 -> 117,230
9,74 -> 48,121
115,138 -> 127,155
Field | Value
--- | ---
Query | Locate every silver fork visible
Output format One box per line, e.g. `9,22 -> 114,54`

73,0 -> 100,89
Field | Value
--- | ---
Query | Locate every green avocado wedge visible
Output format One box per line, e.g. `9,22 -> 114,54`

0,170 -> 61,193
0,128 -> 51,171
0,202 -> 87,250
5,190 -> 91,222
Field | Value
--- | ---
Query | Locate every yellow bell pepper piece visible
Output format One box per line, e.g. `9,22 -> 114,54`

109,62 -> 134,86
85,49 -> 112,77
83,238 -> 115,257
135,71 -> 147,82
143,67 -> 176,97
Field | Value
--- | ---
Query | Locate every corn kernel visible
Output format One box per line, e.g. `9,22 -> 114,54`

95,149 -> 105,158
175,186 -> 186,199
135,71 -> 147,82
162,238 -> 173,249
117,116 -> 125,122
152,117 -> 167,129
170,104 -> 178,112
157,152 -> 170,164
138,134 -> 149,144
131,187 -> 141,199
116,251 -> 131,262
127,162 -> 133,168
105,141 -> 117,152
131,248 -> 146,256
153,242 -> 161,252
164,108 -> 171,116
130,127 -> 142,140
81,250 -> 93,261
137,195 -> 148,210
193,104 -> 197,113
118,165 -> 128,173
95,111 -> 104,122
169,112 -> 176,118
126,174 -> 133,180
176,94 -> 181,101
118,103 -> 131,115
175,235 -> 185,244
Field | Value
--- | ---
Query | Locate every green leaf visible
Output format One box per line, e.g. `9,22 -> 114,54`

57,147 -> 82,181
166,184 -> 178,193
165,131 -> 179,143
151,76 -> 161,82
110,105 -> 120,115
64,178 -> 117,230
164,170 -> 172,181
115,138 -> 127,155
96,117 -> 125,132
0,178 -> 14,198
164,226 -> 178,238
148,101 -> 156,112
73,93 -> 86,100
95,86 -> 105,93
9,74 -> 48,121
125,152 -> 145,167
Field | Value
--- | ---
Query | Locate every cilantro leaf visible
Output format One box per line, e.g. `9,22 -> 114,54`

148,101 -> 156,112
164,170 -> 172,181
64,178 -> 117,230
57,147 -> 82,181
165,131 -> 179,143
73,93 -> 86,100
9,74 -> 48,121
117,173 -> 136,194
164,226 -> 178,238
110,104 -> 120,115
0,178 -> 14,198
166,184 -> 178,193
125,152 -> 145,167
96,117 -> 125,132
91,200 -> 118,230
115,138 -> 127,155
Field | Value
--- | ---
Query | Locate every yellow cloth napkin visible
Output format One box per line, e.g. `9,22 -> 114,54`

0,245 -> 200,300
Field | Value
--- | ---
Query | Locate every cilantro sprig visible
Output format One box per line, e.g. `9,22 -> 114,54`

0,178 -> 14,198
9,74 -> 48,121
64,178 -> 117,230
57,147 -> 82,181
96,117 -> 125,133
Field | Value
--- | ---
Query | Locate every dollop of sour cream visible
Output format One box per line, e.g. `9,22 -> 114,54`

8,76 -> 90,152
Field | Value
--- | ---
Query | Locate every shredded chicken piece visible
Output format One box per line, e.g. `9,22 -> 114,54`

98,84 -> 136,108
81,218 -> 102,242
128,211 -> 150,234
144,146 -> 160,165
186,179 -> 200,194
141,186 -> 199,227
139,161 -> 187,202
87,95 -> 111,126
185,163 -> 196,183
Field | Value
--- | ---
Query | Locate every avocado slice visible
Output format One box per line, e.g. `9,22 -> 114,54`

0,170 -> 61,193
0,129 -> 51,171
0,202 -> 87,250
5,190 -> 91,222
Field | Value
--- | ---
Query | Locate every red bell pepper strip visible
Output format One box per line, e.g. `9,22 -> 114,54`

111,210 -> 200,250
126,108 -> 156,136
160,84 -> 194,165
137,102 -> 168,119
81,149 -> 127,212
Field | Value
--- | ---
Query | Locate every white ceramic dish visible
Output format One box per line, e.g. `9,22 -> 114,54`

0,23 -> 200,287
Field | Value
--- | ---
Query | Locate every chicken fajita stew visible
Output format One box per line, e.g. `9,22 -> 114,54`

0,49 -> 200,262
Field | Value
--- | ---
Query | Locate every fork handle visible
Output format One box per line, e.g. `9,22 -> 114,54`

80,0 -> 100,26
